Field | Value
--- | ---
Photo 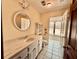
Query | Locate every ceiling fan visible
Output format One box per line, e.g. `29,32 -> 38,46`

41,0 -> 65,7
41,0 -> 53,7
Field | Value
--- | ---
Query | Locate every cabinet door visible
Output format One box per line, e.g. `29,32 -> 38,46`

28,40 -> 37,53
38,39 -> 42,52
33,48 -> 36,59
38,36 -> 43,52
29,48 -> 36,59
28,40 -> 38,59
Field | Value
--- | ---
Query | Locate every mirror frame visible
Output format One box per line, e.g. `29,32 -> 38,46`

13,11 -> 31,31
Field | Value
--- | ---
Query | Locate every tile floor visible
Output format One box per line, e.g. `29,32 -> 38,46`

37,35 -> 65,59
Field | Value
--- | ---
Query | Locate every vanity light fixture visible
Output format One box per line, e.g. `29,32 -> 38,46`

18,0 -> 29,9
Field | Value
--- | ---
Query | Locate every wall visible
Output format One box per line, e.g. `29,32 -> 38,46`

2,0 -> 41,41
40,8 -> 69,38
40,8 -> 69,30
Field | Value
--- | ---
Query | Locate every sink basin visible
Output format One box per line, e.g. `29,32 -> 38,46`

26,38 -> 35,42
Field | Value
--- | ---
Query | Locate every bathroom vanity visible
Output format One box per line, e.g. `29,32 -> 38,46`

4,35 -> 43,59
3,10 -> 43,59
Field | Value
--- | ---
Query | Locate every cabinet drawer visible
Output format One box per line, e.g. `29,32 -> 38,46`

9,48 -> 28,59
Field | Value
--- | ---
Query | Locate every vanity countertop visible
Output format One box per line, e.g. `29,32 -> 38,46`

4,35 -> 39,59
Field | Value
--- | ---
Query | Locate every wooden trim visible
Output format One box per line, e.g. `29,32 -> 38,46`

1,2 -> 4,59
70,0 -> 77,12
69,14 -> 72,45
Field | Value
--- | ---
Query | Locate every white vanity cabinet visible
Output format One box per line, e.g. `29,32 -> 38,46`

8,36 -> 43,59
9,48 -> 29,59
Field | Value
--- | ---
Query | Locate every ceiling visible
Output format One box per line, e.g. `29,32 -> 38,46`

28,0 -> 72,14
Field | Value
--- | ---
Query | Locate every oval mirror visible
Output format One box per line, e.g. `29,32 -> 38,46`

13,12 -> 31,31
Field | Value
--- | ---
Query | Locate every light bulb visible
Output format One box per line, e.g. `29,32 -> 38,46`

47,3 -> 52,7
